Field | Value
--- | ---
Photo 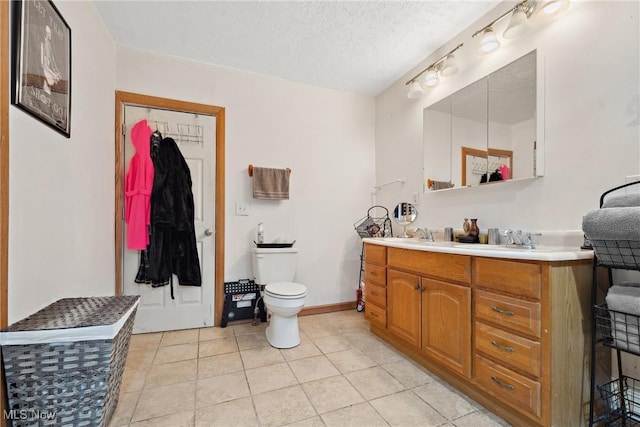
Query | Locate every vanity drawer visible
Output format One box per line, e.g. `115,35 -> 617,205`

365,263 -> 386,287
474,321 -> 541,377
366,283 -> 386,308
365,303 -> 386,328
473,258 -> 542,300
364,244 -> 387,266
388,248 -> 471,284
475,354 -> 541,420
474,290 -> 541,338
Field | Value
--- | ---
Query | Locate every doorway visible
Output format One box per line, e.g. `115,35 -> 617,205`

114,91 -> 225,330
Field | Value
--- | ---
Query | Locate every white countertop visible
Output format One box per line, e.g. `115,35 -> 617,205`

362,237 -> 594,262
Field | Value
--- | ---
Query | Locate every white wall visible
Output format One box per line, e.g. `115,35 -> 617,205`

116,48 -> 376,309
375,1 -> 640,235
8,2 -> 116,322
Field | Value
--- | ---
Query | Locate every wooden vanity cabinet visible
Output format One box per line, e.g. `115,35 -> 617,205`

363,244 -> 387,328
363,242 -> 593,427
386,248 -> 472,378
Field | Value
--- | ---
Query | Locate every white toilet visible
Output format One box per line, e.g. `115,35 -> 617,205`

252,247 -> 306,348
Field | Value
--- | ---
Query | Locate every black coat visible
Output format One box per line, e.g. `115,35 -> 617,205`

148,136 -> 201,287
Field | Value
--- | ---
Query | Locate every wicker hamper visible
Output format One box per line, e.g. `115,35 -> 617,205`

0,296 -> 140,427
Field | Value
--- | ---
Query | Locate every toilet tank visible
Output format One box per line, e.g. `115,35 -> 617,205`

251,247 -> 298,284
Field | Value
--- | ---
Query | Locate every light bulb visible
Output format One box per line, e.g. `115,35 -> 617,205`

536,0 -> 570,18
423,68 -> 439,87
479,28 -> 500,54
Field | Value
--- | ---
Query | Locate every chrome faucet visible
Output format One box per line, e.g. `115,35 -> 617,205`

416,228 -> 435,242
503,229 -> 540,249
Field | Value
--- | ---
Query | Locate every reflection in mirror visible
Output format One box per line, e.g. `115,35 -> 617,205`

488,51 -> 536,181
423,50 -> 539,192
452,78 -> 488,187
392,202 -> 417,237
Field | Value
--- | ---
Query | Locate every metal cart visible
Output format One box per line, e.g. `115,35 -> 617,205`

353,206 -> 392,312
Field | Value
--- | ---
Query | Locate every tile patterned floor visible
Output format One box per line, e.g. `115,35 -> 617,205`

110,310 -> 511,427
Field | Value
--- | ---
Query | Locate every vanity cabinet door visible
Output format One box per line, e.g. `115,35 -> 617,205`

387,269 -> 421,348
421,278 -> 472,378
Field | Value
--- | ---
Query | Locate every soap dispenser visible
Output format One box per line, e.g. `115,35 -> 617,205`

257,223 -> 264,244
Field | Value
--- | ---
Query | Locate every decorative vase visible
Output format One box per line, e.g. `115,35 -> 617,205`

463,218 -> 470,234
469,219 -> 479,237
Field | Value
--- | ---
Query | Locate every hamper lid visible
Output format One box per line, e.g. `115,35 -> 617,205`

0,296 -> 140,345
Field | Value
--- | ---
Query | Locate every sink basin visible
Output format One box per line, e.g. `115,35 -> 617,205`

376,237 -> 451,246
453,243 -> 515,250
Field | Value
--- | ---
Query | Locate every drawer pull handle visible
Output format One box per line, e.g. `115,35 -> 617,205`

371,291 -> 379,296
491,341 -> 515,352
370,312 -> 378,318
491,376 -> 515,391
371,272 -> 378,276
491,306 -> 515,316
414,284 -> 421,290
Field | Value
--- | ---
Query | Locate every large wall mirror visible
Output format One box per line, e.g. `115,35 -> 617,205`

424,50 -> 542,191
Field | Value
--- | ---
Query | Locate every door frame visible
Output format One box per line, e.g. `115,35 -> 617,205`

1,0 -> 10,423
114,91 -> 225,326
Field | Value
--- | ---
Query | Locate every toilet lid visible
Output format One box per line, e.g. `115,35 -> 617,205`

265,282 -> 306,298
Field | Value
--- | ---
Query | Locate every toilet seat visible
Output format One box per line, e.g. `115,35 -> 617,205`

265,282 -> 306,299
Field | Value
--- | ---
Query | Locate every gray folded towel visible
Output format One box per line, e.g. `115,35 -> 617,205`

607,285 -> 640,316
252,167 -> 290,200
606,285 -> 640,352
582,207 -> 640,241
602,194 -> 640,208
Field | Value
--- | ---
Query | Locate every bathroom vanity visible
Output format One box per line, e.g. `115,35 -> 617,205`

362,238 -> 593,427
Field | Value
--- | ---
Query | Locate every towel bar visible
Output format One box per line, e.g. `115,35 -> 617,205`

248,164 -> 291,177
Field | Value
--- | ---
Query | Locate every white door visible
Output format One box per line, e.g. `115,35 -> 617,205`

122,105 -> 215,333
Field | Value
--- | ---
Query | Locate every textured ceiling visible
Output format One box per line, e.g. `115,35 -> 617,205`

93,0 -> 501,96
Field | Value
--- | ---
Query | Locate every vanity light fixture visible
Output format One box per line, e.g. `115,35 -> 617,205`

473,0 -> 570,53
472,0 -> 537,53
405,43 -> 463,98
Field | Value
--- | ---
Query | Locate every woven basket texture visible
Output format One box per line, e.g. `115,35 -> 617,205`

590,239 -> 640,270
5,296 -> 139,331
1,296 -> 138,426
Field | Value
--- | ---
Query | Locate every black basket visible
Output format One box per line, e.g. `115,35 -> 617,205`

220,280 -> 265,327
595,304 -> 640,356
597,376 -> 640,426
591,239 -> 640,270
354,206 -> 392,238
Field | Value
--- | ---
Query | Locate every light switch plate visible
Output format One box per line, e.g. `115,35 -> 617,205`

235,202 -> 250,216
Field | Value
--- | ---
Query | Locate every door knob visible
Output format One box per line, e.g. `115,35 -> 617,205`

204,229 -> 214,236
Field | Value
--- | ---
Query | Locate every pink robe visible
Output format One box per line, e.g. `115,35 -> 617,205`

125,120 -> 154,249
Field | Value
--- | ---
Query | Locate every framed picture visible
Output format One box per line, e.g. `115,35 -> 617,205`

11,0 -> 71,138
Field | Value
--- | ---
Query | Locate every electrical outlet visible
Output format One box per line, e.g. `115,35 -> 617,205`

235,202 -> 250,216
413,192 -> 420,204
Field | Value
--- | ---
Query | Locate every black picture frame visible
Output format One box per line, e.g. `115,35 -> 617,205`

11,0 -> 71,138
